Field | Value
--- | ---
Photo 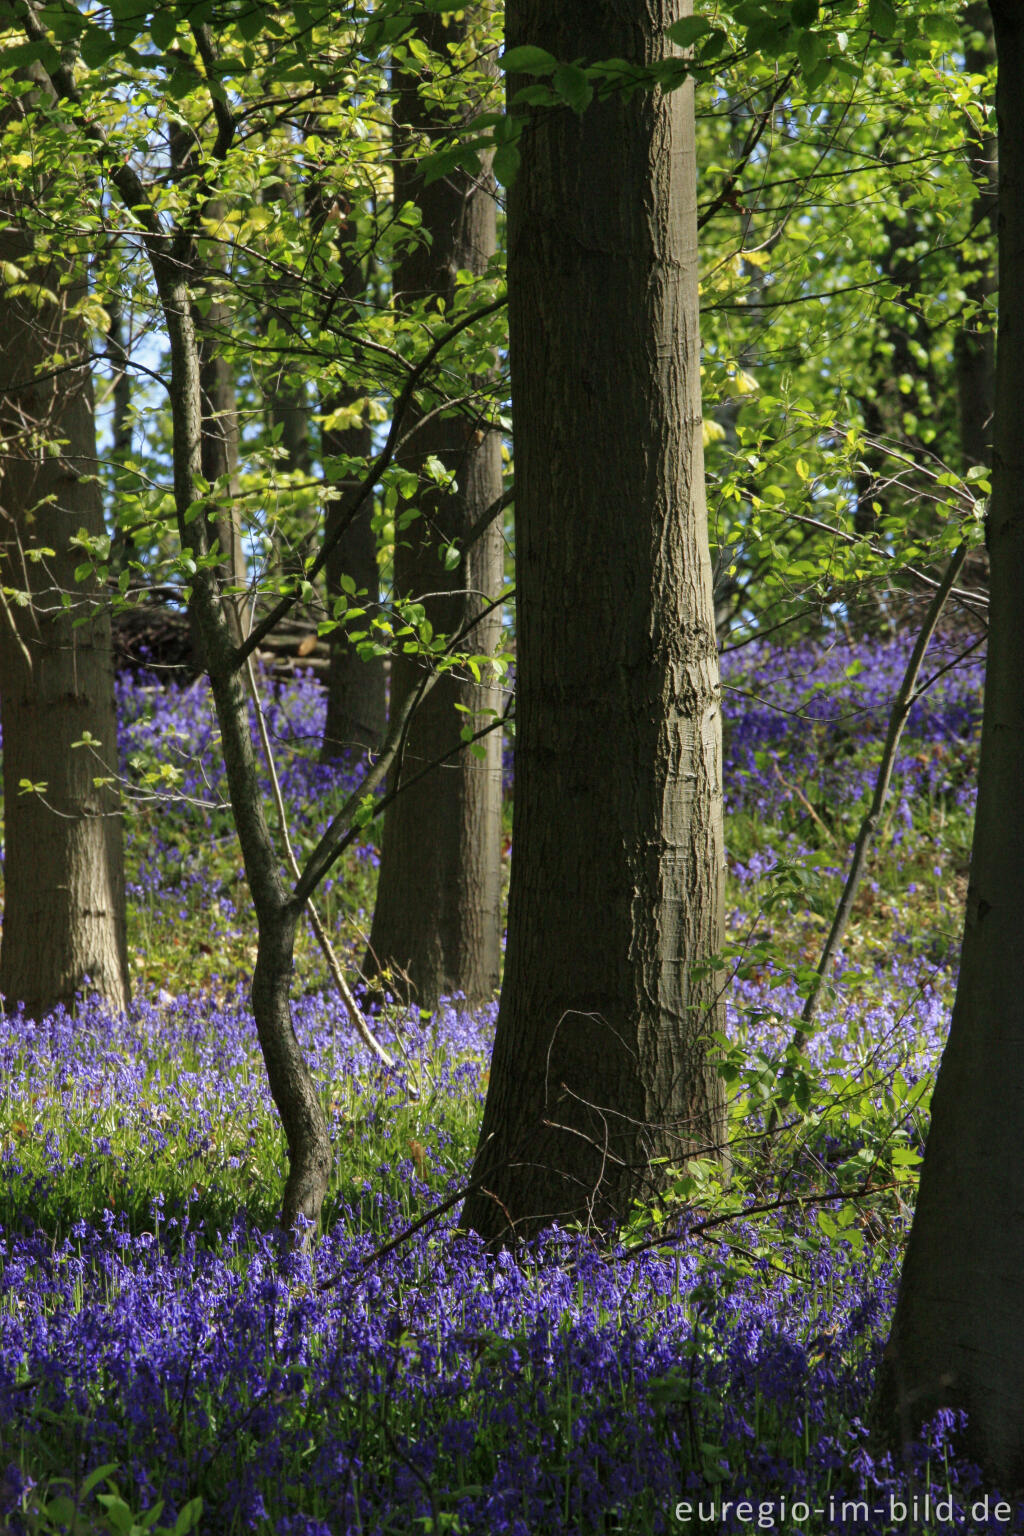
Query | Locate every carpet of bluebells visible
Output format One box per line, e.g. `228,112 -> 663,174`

2,627 -> 1015,1535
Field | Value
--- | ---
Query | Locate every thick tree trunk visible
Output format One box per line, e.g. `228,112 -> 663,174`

872,0 -> 1024,1481
363,12 -> 504,1006
0,136 -> 129,1018
461,0 -> 726,1245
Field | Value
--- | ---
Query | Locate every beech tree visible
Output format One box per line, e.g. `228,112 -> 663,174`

364,9 -> 505,1008
462,0 -> 727,1243
0,0 -> 509,1226
872,0 -> 1024,1482
0,58 -> 129,1019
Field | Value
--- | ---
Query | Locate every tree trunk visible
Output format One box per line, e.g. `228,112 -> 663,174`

170,128 -> 246,651
461,0 -> 726,1245
363,11 -> 504,1006
295,161 -> 387,758
198,232 -> 246,639
872,0 -> 1024,1482
321,409 -> 387,756
9,0 -> 332,1228
955,3 -> 996,474
160,265 -> 332,1229
0,127 -> 129,1018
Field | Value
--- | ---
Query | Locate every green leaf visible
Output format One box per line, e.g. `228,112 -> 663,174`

492,142 -> 521,188
150,8 -> 177,48
553,63 -> 593,114
922,13 -> 961,44
81,1464 -> 121,1500
665,16 -> 713,47
746,15 -> 792,56
790,0 -> 819,23
499,45 -> 558,76
797,30 -> 825,74
44,1495 -> 78,1524
96,1493 -> 135,1535
235,4 -> 265,42
868,0 -> 897,37
171,1499 -> 203,1536
80,25 -> 117,68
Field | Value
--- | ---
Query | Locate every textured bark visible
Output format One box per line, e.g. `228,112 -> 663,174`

872,0 -> 1024,1481
363,11 -> 504,1006
0,175 -> 129,1017
461,0 -> 726,1244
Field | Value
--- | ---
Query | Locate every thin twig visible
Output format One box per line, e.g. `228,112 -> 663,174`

766,542 -> 969,1134
242,653 -> 397,1073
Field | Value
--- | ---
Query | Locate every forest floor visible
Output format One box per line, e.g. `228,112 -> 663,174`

0,626 -> 1008,1535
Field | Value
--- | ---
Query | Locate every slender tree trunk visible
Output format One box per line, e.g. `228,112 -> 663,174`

295,161 -> 386,757
106,296 -> 133,576
197,217 -> 246,641
955,3 -> 996,475
11,0 -> 333,1226
363,11 -> 504,1006
461,0 -> 726,1245
0,97 -> 129,1018
321,408 -> 387,756
171,126 -> 246,649
159,265 -> 331,1229
872,0 -> 1024,1481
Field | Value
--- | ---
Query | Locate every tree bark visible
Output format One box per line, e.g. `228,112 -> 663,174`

170,126 -> 246,650
297,163 -> 387,758
320,408 -> 387,756
872,0 -> 1024,1482
461,0 -> 726,1245
955,2 -> 997,474
0,100 -> 130,1018
160,266 -> 331,1230
363,11 -> 504,1006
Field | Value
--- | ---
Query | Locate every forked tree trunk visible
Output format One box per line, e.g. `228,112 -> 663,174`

363,11 -> 504,1006
461,0 -> 726,1245
0,144 -> 129,1018
161,268 -> 331,1229
872,0 -> 1024,1482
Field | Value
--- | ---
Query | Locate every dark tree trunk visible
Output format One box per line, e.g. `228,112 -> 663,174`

872,0 -> 1024,1482
320,409 -> 387,756
0,113 -> 129,1018
461,0 -> 726,1245
296,163 -> 387,759
363,11 -> 504,1006
955,3 -> 997,474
